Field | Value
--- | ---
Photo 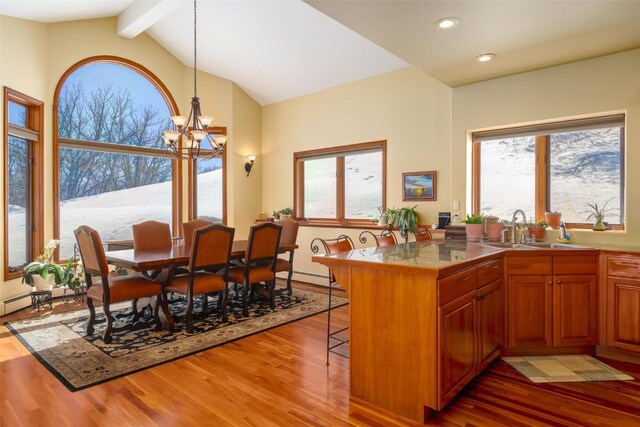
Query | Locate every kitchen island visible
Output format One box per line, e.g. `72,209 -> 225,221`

312,240 -> 505,425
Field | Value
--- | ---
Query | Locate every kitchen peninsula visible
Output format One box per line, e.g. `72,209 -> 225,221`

313,241 -> 505,425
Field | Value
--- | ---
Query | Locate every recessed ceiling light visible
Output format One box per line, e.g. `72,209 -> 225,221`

476,53 -> 496,63
435,17 -> 460,29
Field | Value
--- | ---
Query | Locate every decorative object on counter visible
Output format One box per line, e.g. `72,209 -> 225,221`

462,213 -> 485,242
22,239 -> 65,291
377,206 -> 387,226
257,211 -> 268,220
584,198 -> 617,231
544,211 -> 562,229
527,219 -> 547,241
402,171 -> 436,201
398,205 -> 419,243
272,207 -> 293,220
485,216 -> 504,242
385,206 -> 399,227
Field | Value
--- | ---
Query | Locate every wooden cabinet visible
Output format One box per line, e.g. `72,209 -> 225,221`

605,254 -> 640,353
438,259 -> 504,407
507,254 -> 597,350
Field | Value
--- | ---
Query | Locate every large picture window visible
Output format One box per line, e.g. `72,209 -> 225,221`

294,140 -> 386,225
473,115 -> 625,228
54,57 -> 179,259
4,88 -> 44,279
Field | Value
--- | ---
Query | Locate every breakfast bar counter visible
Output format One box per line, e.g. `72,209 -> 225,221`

313,241 -> 505,425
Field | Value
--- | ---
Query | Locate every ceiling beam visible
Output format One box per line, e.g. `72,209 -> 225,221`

117,0 -> 180,39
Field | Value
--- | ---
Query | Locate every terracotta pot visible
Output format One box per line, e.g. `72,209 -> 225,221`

528,226 -> 546,241
465,224 -> 484,242
485,223 -> 504,242
544,212 -> 562,229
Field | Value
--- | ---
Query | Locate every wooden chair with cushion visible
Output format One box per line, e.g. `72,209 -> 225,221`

228,223 -> 282,317
74,225 -> 166,343
413,227 -> 433,242
310,234 -> 355,365
165,224 -> 235,332
274,218 -> 299,295
182,218 -> 213,248
358,229 -> 397,247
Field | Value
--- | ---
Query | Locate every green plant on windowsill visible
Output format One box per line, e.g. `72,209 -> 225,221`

462,213 -> 485,224
584,198 -> 619,231
385,207 -> 399,227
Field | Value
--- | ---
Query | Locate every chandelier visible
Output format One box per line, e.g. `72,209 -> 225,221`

163,0 -> 226,159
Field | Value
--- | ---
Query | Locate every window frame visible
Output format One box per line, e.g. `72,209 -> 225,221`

187,127 -> 227,227
3,87 -> 44,280
52,56 -> 182,259
293,140 -> 386,227
472,115 -> 625,229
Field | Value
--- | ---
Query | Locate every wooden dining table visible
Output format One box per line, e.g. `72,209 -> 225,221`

104,240 -> 298,330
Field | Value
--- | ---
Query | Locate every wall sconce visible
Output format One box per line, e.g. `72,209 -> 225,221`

245,155 -> 256,176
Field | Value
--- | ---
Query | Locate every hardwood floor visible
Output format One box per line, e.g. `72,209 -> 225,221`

1,281 -> 639,426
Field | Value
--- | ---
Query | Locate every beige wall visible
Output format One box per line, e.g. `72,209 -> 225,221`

452,49 -> 640,245
262,67 -> 452,283
0,16 -> 261,312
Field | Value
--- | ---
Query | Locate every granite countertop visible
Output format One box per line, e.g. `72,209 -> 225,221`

312,241 -> 503,276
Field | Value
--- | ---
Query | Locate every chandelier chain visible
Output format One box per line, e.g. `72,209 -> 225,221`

193,0 -> 197,98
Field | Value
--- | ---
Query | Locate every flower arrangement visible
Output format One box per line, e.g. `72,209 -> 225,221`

22,239 -> 64,289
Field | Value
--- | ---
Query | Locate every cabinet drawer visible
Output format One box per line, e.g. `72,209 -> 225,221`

607,256 -> 640,279
477,258 -> 504,286
507,256 -> 552,275
439,267 -> 477,306
553,255 -> 597,275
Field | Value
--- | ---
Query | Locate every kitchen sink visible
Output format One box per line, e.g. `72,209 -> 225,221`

481,242 -> 537,249
482,242 -> 591,250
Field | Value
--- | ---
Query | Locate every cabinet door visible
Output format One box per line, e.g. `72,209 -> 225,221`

438,291 -> 476,407
553,275 -> 597,346
508,275 -> 553,348
606,277 -> 640,352
477,279 -> 504,369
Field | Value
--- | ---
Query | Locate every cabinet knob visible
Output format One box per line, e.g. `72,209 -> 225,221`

557,281 -> 562,285
548,281 -> 553,285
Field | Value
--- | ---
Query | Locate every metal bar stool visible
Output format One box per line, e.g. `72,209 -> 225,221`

310,235 -> 355,365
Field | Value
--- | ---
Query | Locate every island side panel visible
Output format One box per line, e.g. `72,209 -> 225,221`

348,266 -> 437,424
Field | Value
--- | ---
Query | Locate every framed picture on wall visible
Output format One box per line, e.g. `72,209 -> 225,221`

402,171 -> 436,201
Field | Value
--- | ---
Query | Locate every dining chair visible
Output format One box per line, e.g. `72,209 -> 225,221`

182,218 -> 212,248
358,229 -> 397,247
413,227 -> 433,242
228,223 -> 282,317
274,218 -> 299,295
310,234 -> 355,365
164,224 -> 235,332
74,225 -> 166,343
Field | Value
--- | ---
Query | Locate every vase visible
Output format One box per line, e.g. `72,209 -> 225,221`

32,274 -> 55,291
485,223 -> 504,242
465,224 -> 484,242
378,215 -> 388,226
544,212 -> 562,229
593,219 -> 606,231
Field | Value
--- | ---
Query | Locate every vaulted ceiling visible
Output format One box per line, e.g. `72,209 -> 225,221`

2,0 -> 640,105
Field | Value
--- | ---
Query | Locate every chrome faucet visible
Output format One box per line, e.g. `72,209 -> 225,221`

511,209 -> 527,244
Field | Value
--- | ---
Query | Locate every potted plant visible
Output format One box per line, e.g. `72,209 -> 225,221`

544,211 -> 562,229
22,239 -> 65,291
463,213 -> 485,242
279,207 -> 293,220
398,205 -> 419,243
485,216 -> 504,242
585,198 -> 618,231
377,206 -> 387,226
385,207 -> 399,227
527,218 -> 547,241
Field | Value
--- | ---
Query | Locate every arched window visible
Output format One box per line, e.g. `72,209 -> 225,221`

54,57 -> 180,259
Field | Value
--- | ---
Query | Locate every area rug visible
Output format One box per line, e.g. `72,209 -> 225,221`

502,355 -> 634,383
5,287 -> 347,391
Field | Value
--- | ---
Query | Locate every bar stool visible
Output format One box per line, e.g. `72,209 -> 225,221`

310,235 -> 355,365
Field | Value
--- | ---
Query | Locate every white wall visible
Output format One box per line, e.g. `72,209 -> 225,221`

452,49 -> 640,245
262,67 -> 452,283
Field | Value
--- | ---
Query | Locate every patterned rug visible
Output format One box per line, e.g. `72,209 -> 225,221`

503,355 -> 635,383
5,287 -> 347,391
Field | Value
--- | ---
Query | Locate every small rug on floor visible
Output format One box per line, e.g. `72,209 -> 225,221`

5,287 -> 347,391
503,355 -> 634,383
